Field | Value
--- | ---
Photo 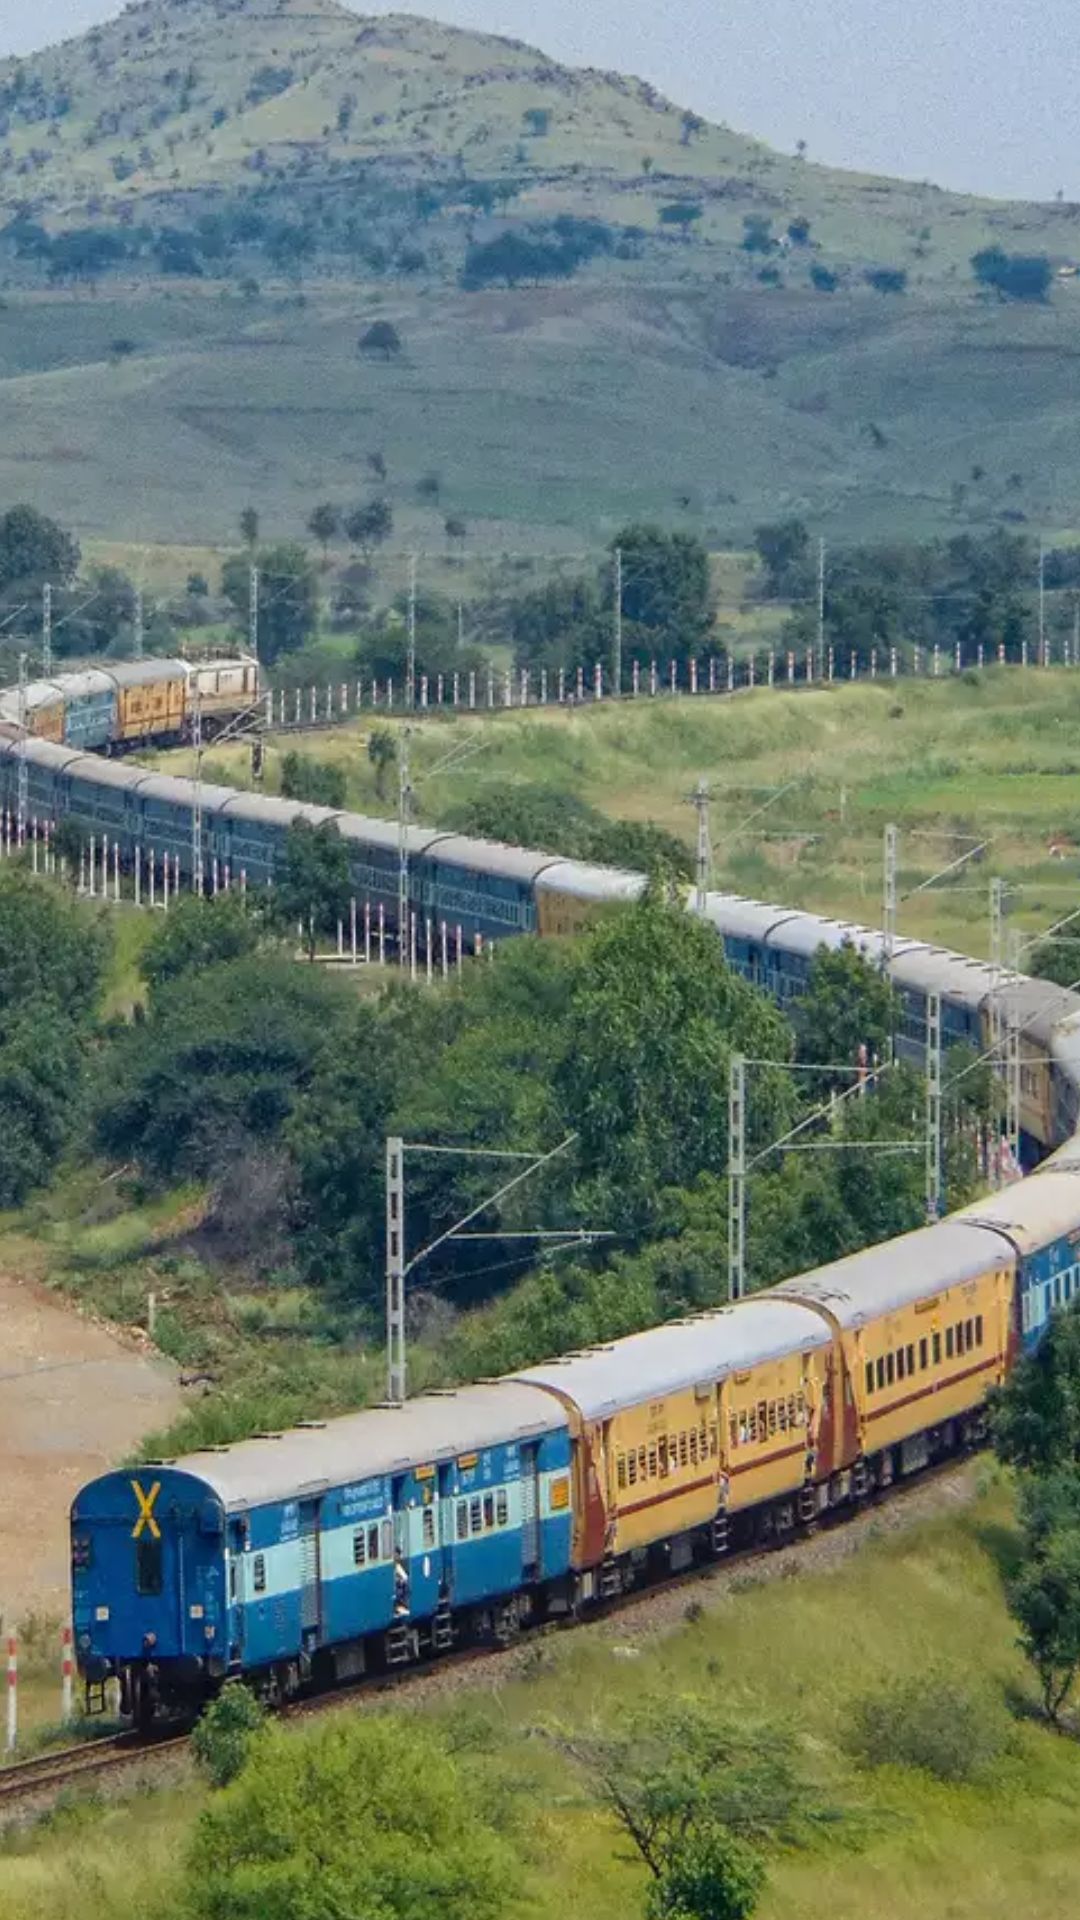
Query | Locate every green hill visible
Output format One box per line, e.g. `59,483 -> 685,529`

2,0 -> 1080,547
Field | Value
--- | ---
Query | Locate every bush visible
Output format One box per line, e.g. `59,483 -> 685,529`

865,267 -> 907,294
852,1671 -> 1008,1782
810,263 -> 839,292
192,1683 -> 266,1787
972,247 -> 1053,302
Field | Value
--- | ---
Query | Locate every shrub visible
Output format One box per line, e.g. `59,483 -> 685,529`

972,247 -> 1053,302
810,263 -> 839,292
865,267 -> 907,294
852,1671 -> 1008,1782
192,1683 -> 266,1786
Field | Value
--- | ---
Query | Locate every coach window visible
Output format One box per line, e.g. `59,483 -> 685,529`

975,1315 -> 984,1347
777,1398 -> 789,1432
423,1507 -> 436,1549
680,1432 -> 689,1468
906,1344 -> 915,1375
689,1430 -> 700,1464
617,1455 -> 628,1490
483,1494 -> 495,1530
253,1553 -> 266,1594
638,1446 -> 647,1480
932,1332 -> 942,1365
135,1537 -> 163,1597
368,1524 -> 381,1563
627,1451 -> 638,1486
496,1489 -> 509,1526
875,1357 -> 885,1391
353,1530 -> 367,1566
945,1326 -> 954,1359
865,1363 -> 874,1396
658,1439 -> 669,1478
456,1502 -> 469,1542
886,1353 -> 895,1387
897,1349 -> 906,1382
965,1319 -> 975,1351
919,1338 -> 928,1370
470,1497 -> 483,1535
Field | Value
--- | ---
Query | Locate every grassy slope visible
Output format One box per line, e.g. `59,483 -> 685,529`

164,665 -> 1080,954
2,5 -> 1080,543
5,1477 -> 1080,1919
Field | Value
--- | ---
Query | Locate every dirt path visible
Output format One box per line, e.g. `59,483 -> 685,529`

0,1261 -> 183,1623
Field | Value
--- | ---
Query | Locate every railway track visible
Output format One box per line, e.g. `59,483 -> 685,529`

0,1455 -> 974,1818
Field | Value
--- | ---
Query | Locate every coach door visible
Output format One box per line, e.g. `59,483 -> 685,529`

520,1445 -> 541,1581
298,1499 -> 322,1645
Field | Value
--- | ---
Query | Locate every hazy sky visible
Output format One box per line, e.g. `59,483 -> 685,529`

0,0 -> 1070,201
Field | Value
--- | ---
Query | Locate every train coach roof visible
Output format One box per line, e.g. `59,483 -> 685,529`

513,1297 -> 830,1421
771,1220 -> 1009,1327
534,860 -> 646,903
427,835 -> 558,882
65,754 -> 149,792
762,911 -> 881,960
951,1170 -> 1080,1258
336,812 -> 451,857
106,658 -> 188,688
154,1383 -> 566,1510
136,773 -> 243,813
0,734 -> 82,770
888,945 -> 996,1004
219,792 -> 338,830
998,975 -> 1080,1048
54,669 -> 116,701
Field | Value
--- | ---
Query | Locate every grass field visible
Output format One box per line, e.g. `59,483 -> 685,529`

162,666 -> 1080,956
4,1472 -> 1080,1920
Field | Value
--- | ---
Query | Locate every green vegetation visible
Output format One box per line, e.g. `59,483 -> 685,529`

3,6 -> 1080,545
7,1479 -> 1080,1920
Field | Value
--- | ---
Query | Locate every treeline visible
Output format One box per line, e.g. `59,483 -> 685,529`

755,520 -> 1080,669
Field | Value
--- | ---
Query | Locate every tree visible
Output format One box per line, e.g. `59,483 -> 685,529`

306,502 -> 340,561
810,263 -> 838,293
359,319 -> 402,359
753,519 -> 811,598
1010,1508 -> 1080,1724
0,869 -> 108,1040
192,1684 -> 266,1787
184,1715 -> 515,1920
367,726 -> 397,801
0,504 -> 79,597
1030,936 -> 1080,989
275,820 -> 352,959
659,202 -> 704,235
94,956 -> 347,1179
992,1301 -> 1080,1474
523,106 -> 552,137
608,525 -> 712,659
142,894 -> 262,1003
417,471 -> 442,502
865,267 -> 908,294
557,899 -> 792,1238
791,943 -> 898,1098
445,514 -> 468,552
649,1828 -> 766,1920
741,216 -> 773,254
280,750 -> 346,810
345,497 -> 394,559
973,248 -> 1053,303
221,544 -> 317,662
239,507 -> 259,551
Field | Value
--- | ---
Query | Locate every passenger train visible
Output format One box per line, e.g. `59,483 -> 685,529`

17,654 -> 1078,1718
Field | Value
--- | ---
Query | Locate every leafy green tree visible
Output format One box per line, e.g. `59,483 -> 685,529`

306,502 -> 340,560
607,525 -> 712,661
1010,1517 -> 1080,1724
239,507 -> 259,550
185,1714 -> 516,1920
992,1302 -> 1080,1473
344,497 -> 394,559
973,248 -> 1053,302
192,1684 -> 266,1787
0,1010 -> 88,1206
509,574 -> 605,674
280,751 -> 346,810
275,820 -> 352,959
0,503 -> 79,599
359,319 -> 402,359
659,202 -> 704,234
791,944 -> 898,1097
367,726 -> 397,801
1029,936 -> 1080,989
287,1003 -> 398,1300
94,956 -> 348,1179
649,1828 -> 765,1920
753,519 -> 812,598
142,894 -> 263,1003
558,899 -> 792,1237
222,544 -> 317,662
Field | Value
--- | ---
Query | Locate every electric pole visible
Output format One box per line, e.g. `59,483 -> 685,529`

407,552 -> 418,711
42,583 -> 52,678
191,679 -> 203,895
728,1052 -> 746,1301
248,565 -> 259,663
397,724 -> 412,969
692,779 -> 711,913
1038,541 -> 1046,668
16,652 -> 28,844
882,823 -> 898,970
817,537 -> 826,679
386,1136 -> 406,1406
133,584 -> 144,662
925,991 -> 942,1221
613,544 -> 623,698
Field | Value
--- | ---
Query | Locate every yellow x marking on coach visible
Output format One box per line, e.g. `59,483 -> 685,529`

131,1479 -> 161,1541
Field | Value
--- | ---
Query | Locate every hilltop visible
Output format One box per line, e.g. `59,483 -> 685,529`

2,0 -> 1080,547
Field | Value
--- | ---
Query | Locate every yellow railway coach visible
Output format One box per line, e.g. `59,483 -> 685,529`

109,658 -> 188,747
515,1296 -> 833,1590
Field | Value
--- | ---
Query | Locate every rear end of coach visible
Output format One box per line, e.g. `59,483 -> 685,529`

71,1467 -> 229,1722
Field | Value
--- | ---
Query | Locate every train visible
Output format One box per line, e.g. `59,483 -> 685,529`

0,654 -> 261,754
16,653 -> 1076,1716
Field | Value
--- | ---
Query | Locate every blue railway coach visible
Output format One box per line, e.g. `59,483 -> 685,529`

72,1384 -> 572,1717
